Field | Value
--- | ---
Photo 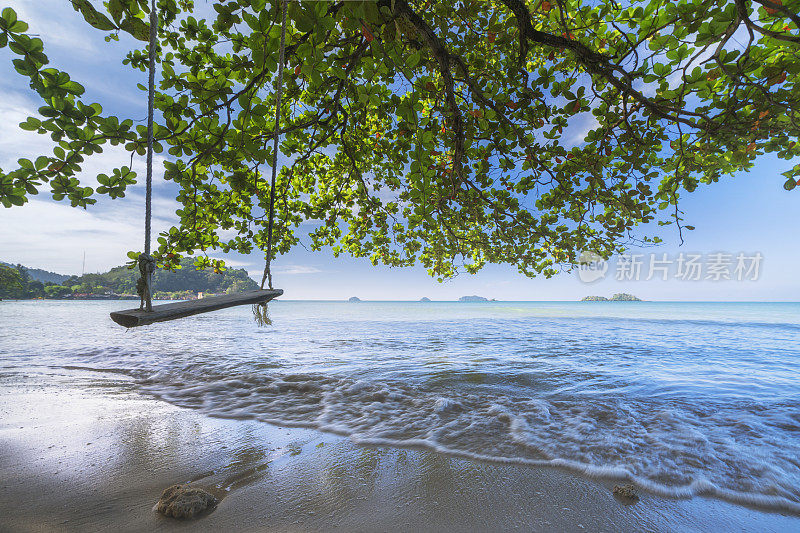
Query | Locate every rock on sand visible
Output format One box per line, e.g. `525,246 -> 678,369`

612,484 -> 639,502
156,484 -> 217,519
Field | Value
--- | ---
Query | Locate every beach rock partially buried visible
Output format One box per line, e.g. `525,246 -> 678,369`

612,483 -> 639,503
156,484 -> 217,519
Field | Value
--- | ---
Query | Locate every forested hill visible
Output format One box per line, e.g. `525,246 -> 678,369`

1,258 -> 258,299
0,262 -> 68,284
73,258 -> 259,296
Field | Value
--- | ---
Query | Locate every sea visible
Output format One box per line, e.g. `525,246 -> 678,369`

1,300 -> 799,513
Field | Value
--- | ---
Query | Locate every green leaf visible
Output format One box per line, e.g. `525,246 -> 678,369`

120,17 -> 149,41
62,81 -> 85,96
71,0 -> 117,32
1,7 -> 18,27
9,194 -> 25,206
108,0 -> 124,23
19,117 -> 41,131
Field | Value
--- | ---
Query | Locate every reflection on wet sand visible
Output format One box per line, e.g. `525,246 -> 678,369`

2,369 -> 799,532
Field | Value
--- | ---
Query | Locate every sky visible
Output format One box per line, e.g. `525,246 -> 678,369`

1,0 -> 798,301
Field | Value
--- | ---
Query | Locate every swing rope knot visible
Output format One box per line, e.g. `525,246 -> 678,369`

137,253 -> 156,312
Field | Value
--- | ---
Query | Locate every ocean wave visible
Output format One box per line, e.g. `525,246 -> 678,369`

127,366 -> 800,515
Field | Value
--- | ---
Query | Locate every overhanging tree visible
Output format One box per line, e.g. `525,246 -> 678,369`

0,0 -> 798,279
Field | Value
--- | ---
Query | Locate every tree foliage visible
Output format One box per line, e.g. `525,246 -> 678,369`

0,264 -> 25,299
1,0 -> 798,279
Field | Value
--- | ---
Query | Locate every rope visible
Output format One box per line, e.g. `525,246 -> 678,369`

260,0 -> 289,291
138,0 -> 158,312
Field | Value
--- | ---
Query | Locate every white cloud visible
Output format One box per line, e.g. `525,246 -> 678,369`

274,265 -> 323,275
0,199 -> 145,274
12,0 -> 98,56
0,92 -> 50,171
566,113 -> 600,146
2,1 -> 155,111
250,265 -> 323,276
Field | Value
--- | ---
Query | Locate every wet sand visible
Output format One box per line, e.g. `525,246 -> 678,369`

1,367 -> 798,532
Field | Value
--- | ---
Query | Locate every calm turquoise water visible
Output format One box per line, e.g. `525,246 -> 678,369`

1,300 -> 799,512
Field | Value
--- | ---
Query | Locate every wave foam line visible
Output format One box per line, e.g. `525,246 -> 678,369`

139,385 -> 800,516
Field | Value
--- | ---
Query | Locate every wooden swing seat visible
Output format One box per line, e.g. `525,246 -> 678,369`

110,288 -> 283,328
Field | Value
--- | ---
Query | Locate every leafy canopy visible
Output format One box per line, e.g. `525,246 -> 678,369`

1,0 -> 798,279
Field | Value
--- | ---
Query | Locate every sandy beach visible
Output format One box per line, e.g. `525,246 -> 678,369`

0,366 -> 797,533
2,0 -> 799,527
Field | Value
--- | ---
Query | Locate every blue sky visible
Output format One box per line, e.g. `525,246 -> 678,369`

1,0 -> 798,301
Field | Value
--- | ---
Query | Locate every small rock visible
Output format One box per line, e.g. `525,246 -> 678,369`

613,483 -> 639,502
156,484 -> 217,519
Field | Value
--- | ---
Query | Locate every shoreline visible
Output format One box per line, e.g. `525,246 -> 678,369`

2,367 -> 799,532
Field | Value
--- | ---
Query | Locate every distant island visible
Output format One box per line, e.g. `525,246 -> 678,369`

459,295 -> 488,302
581,293 -> 642,301
348,297 -> 361,302
0,258 -> 257,300
420,297 -> 431,302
